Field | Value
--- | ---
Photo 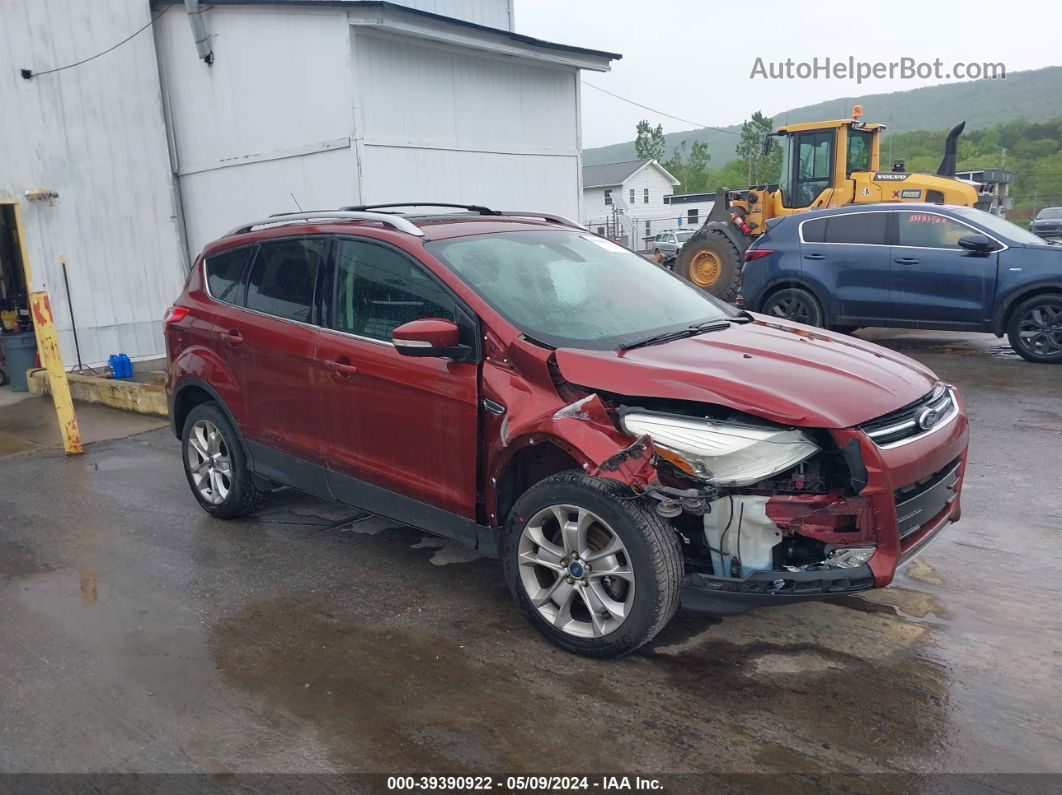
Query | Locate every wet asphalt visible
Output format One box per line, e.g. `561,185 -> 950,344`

0,330 -> 1060,777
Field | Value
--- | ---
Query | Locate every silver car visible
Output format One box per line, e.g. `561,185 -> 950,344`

652,229 -> 695,255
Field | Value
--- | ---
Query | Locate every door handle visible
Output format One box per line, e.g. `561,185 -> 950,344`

894,257 -> 920,265
803,253 -> 826,260
324,359 -> 358,377
219,329 -> 243,346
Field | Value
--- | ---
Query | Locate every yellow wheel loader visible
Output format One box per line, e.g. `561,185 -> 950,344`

675,106 -> 987,299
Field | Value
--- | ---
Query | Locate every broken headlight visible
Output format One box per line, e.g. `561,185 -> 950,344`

619,411 -> 819,487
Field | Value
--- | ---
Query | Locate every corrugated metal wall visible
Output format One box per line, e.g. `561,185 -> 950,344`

154,6 -> 360,257
353,32 -> 581,220
0,0 -> 187,365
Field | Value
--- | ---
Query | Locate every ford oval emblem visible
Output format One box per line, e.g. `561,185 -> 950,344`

917,407 -> 940,431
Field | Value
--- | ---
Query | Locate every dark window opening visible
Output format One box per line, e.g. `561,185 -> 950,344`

205,245 -> 255,306
245,238 -> 324,323
333,239 -> 457,342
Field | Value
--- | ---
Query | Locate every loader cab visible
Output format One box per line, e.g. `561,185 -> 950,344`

771,111 -> 884,211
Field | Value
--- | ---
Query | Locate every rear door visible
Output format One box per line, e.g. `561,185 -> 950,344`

236,237 -> 328,482
316,237 -> 480,525
799,211 -> 891,323
889,210 -> 999,326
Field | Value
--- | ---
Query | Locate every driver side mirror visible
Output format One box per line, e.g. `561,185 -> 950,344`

762,136 -> 773,157
957,234 -> 995,253
392,318 -> 466,359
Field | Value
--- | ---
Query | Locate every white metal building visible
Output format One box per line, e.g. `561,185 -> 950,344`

0,0 -> 618,366
581,159 -> 679,250
663,192 -> 716,230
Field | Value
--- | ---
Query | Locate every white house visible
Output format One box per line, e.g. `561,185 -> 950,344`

664,192 -> 717,230
0,0 -> 618,367
581,159 -> 680,250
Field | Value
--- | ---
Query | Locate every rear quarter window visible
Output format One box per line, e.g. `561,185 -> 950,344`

205,246 -> 255,305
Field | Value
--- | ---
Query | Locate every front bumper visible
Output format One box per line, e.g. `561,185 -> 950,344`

679,389 -> 969,616
680,565 -> 875,615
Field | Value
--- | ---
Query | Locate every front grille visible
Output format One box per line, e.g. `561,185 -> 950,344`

894,458 -> 961,541
860,385 -> 957,448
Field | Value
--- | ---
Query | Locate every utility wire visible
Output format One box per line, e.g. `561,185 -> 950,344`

581,81 -> 740,136
21,4 -> 171,80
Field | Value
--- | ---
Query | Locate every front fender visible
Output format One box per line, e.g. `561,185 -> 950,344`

992,280 -> 1062,335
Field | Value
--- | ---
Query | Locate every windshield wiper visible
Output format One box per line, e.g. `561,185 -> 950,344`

620,320 -> 733,351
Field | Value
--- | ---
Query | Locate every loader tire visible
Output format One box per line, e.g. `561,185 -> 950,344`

676,228 -> 742,301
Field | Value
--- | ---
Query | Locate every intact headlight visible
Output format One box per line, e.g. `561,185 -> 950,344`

619,411 -> 820,487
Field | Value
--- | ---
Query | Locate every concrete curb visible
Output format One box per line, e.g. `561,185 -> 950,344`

28,369 -> 168,418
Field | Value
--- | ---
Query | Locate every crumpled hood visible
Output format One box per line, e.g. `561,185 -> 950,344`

554,318 -> 939,429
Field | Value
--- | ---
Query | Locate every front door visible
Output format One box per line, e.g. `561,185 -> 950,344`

889,210 -> 998,326
781,130 -> 834,209
799,211 -> 891,322
316,237 -> 480,525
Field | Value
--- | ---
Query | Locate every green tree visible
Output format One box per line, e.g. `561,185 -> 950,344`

735,111 -> 779,185
634,120 -> 666,162
685,141 -> 711,191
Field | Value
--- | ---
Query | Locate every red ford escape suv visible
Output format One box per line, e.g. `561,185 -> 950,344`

166,203 -> 969,658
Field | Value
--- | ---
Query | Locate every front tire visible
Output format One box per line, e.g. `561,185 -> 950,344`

1007,293 -> 1062,363
761,287 -> 824,327
675,228 -> 742,300
181,402 -> 265,518
501,471 -> 682,658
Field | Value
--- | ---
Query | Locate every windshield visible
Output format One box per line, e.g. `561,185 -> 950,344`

426,230 -> 734,350
952,207 -> 1047,245
677,232 -> 694,241
1037,207 -> 1062,219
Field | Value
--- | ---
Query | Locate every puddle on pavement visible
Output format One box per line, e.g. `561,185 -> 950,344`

0,540 -> 53,579
643,599 -> 952,770
210,595 -> 636,771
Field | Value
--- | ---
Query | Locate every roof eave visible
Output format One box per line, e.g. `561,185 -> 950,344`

347,2 -> 620,71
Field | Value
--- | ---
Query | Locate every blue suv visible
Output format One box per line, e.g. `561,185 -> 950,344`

740,204 -> 1062,363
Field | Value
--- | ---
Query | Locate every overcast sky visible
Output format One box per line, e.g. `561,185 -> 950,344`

514,0 -> 1062,149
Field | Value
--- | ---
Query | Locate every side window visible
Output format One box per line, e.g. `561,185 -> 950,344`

897,212 -> 970,249
823,213 -> 887,245
333,239 -> 457,342
629,189 -> 635,204
604,189 -> 613,206
687,209 -> 698,226
643,188 -> 650,204
205,246 -> 255,306
801,218 -> 826,243
847,129 -> 873,176
245,238 -> 324,323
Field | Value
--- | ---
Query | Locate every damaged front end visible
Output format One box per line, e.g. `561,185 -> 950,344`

612,403 -> 883,615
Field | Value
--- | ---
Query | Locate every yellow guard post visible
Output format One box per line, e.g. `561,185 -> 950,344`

29,291 -> 82,454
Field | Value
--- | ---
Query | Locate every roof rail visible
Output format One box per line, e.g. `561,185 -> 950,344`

341,202 -> 499,215
343,204 -> 584,229
496,211 -> 584,229
225,211 -> 425,238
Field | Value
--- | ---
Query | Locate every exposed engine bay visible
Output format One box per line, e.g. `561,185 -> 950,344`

597,395 -> 876,583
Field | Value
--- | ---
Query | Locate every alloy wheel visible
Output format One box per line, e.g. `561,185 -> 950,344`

767,294 -> 815,324
186,419 -> 232,505
1017,301 -> 1062,358
517,504 -> 635,638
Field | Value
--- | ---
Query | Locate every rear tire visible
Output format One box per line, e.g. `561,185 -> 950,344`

501,471 -> 682,659
181,402 -> 265,518
1007,293 -> 1062,363
675,228 -> 742,301
761,287 -> 824,328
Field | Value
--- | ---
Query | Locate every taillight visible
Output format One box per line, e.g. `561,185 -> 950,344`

164,306 -> 189,326
744,248 -> 774,262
